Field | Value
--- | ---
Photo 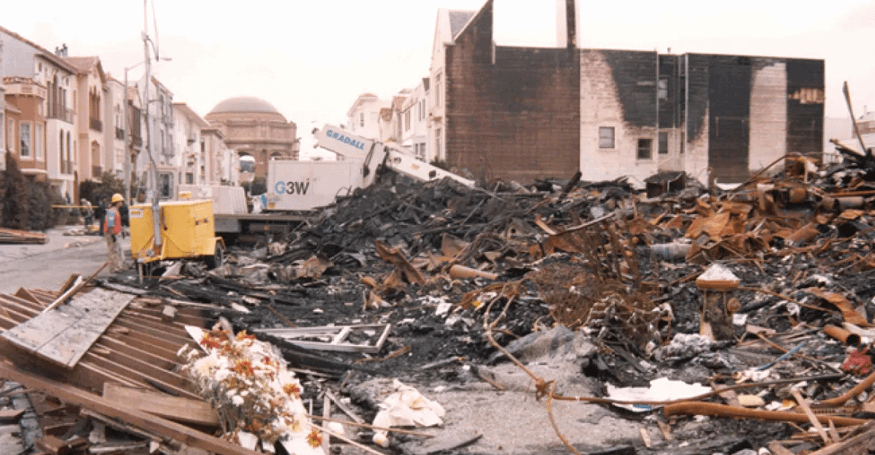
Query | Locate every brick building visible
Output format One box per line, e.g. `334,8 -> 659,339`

436,0 -> 824,185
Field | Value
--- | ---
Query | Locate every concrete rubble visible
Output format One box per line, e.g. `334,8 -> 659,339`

6,149 -> 875,454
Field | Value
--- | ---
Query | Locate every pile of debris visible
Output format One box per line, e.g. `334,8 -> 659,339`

0,228 -> 47,244
8,149 -> 875,454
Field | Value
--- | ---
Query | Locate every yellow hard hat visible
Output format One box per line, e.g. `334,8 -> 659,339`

111,193 -> 124,204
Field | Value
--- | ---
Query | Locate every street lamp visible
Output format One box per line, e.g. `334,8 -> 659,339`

123,57 -> 170,205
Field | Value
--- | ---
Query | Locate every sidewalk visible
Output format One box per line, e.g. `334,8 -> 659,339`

0,225 -> 131,294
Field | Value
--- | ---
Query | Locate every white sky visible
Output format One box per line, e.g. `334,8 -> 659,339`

3,0 -> 874,156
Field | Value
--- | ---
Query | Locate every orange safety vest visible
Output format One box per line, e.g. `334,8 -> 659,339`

103,207 -> 122,235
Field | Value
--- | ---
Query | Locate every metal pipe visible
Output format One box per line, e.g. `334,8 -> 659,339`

824,324 -> 861,346
818,368 -> 875,407
664,402 -> 867,427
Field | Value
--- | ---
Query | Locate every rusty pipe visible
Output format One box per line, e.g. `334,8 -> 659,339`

664,402 -> 867,427
785,222 -> 819,247
824,324 -> 861,346
449,264 -> 498,280
818,368 -> 875,407
788,187 -> 808,204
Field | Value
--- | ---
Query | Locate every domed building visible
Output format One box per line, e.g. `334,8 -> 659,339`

204,96 -> 299,177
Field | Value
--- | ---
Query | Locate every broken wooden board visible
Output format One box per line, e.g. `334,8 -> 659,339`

2,288 -> 135,369
0,424 -> 23,454
0,360 -> 260,455
102,383 -> 219,427
255,323 -> 391,353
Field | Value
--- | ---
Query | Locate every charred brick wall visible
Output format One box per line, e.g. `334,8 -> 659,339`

786,59 -> 824,158
684,54 -> 824,183
749,59 -> 788,172
707,55 -> 752,183
579,49 -> 659,182
444,0 -> 580,184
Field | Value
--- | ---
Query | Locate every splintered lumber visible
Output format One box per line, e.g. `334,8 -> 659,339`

2,288 -> 135,368
0,360 -> 261,455
0,228 -> 47,244
102,383 -> 219,427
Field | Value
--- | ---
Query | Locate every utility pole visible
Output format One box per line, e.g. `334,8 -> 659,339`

123,56 -> 169,208
143,0 -> 161,248
123,69 -> 130,206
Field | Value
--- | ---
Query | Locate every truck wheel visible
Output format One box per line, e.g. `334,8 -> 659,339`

205,244 -> 224,269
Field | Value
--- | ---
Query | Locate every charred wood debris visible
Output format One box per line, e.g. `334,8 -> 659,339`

9,148 -> 875,454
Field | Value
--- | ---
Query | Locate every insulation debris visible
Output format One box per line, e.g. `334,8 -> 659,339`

180,325 -> 325,455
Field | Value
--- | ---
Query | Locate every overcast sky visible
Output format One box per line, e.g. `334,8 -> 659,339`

3,0 -> 874,156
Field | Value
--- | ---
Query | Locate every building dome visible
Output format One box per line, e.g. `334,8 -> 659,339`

209,96 -> 280,115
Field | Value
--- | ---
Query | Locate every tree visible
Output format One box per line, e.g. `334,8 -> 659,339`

1,152 -> 29,229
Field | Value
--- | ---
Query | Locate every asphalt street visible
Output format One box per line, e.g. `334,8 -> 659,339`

0,226 -> 131,294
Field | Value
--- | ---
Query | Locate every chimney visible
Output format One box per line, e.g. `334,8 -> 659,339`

556,0 -> 578,48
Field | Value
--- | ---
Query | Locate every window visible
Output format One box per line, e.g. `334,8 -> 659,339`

185,172 -> 194,184
158,172 -> 174,199
35,123 -> 43,160
599,127 -> 615,148
637,138 -> 652,160
658,132 -> 668,155
435,73 -> 442,107
680,132 -> 685,155
66,132 -> 72,173
658,78 -> 668,100
405,110 -> 411,131
435,127 -> 442,157
8,119 -> 15,152
20,123 -> 31,157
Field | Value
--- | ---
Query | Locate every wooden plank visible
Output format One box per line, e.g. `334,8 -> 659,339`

103,383 -> 218,426
118,311 -> 195,339
809,421 -> 875,455
105,326 -> 186,358
81,351 -> 198,400
0,296 -> 42,319
792,389 -> 830,445
97,336 -> 180,370
128,307 -> 206,327
2,289 -> 134,368
113,316 -> 195,347
0,409 -> 24,421
0,360 -> 260,455
14,288 -> 42,304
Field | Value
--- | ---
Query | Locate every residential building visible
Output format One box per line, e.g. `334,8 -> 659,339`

202,127 -> 239,185
136,76 -> 175,198
104,75 -> 126,178
431,0 -> 824,185
125,85 -> 145,196
401,79 -> 430,161
3,76 -> 47,181
204,97 -> 298,178
0,27 -> 77,196
346,93 -> 391,141
65,56 -> 107,185
429,8 -> 476,164
0,43 -> 5,172
172,102 -> 209,185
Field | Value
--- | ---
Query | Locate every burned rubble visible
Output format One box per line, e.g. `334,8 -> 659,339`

5,150 -> 875,454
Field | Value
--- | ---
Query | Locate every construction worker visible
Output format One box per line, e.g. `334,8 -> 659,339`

103,193 -> 125,272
